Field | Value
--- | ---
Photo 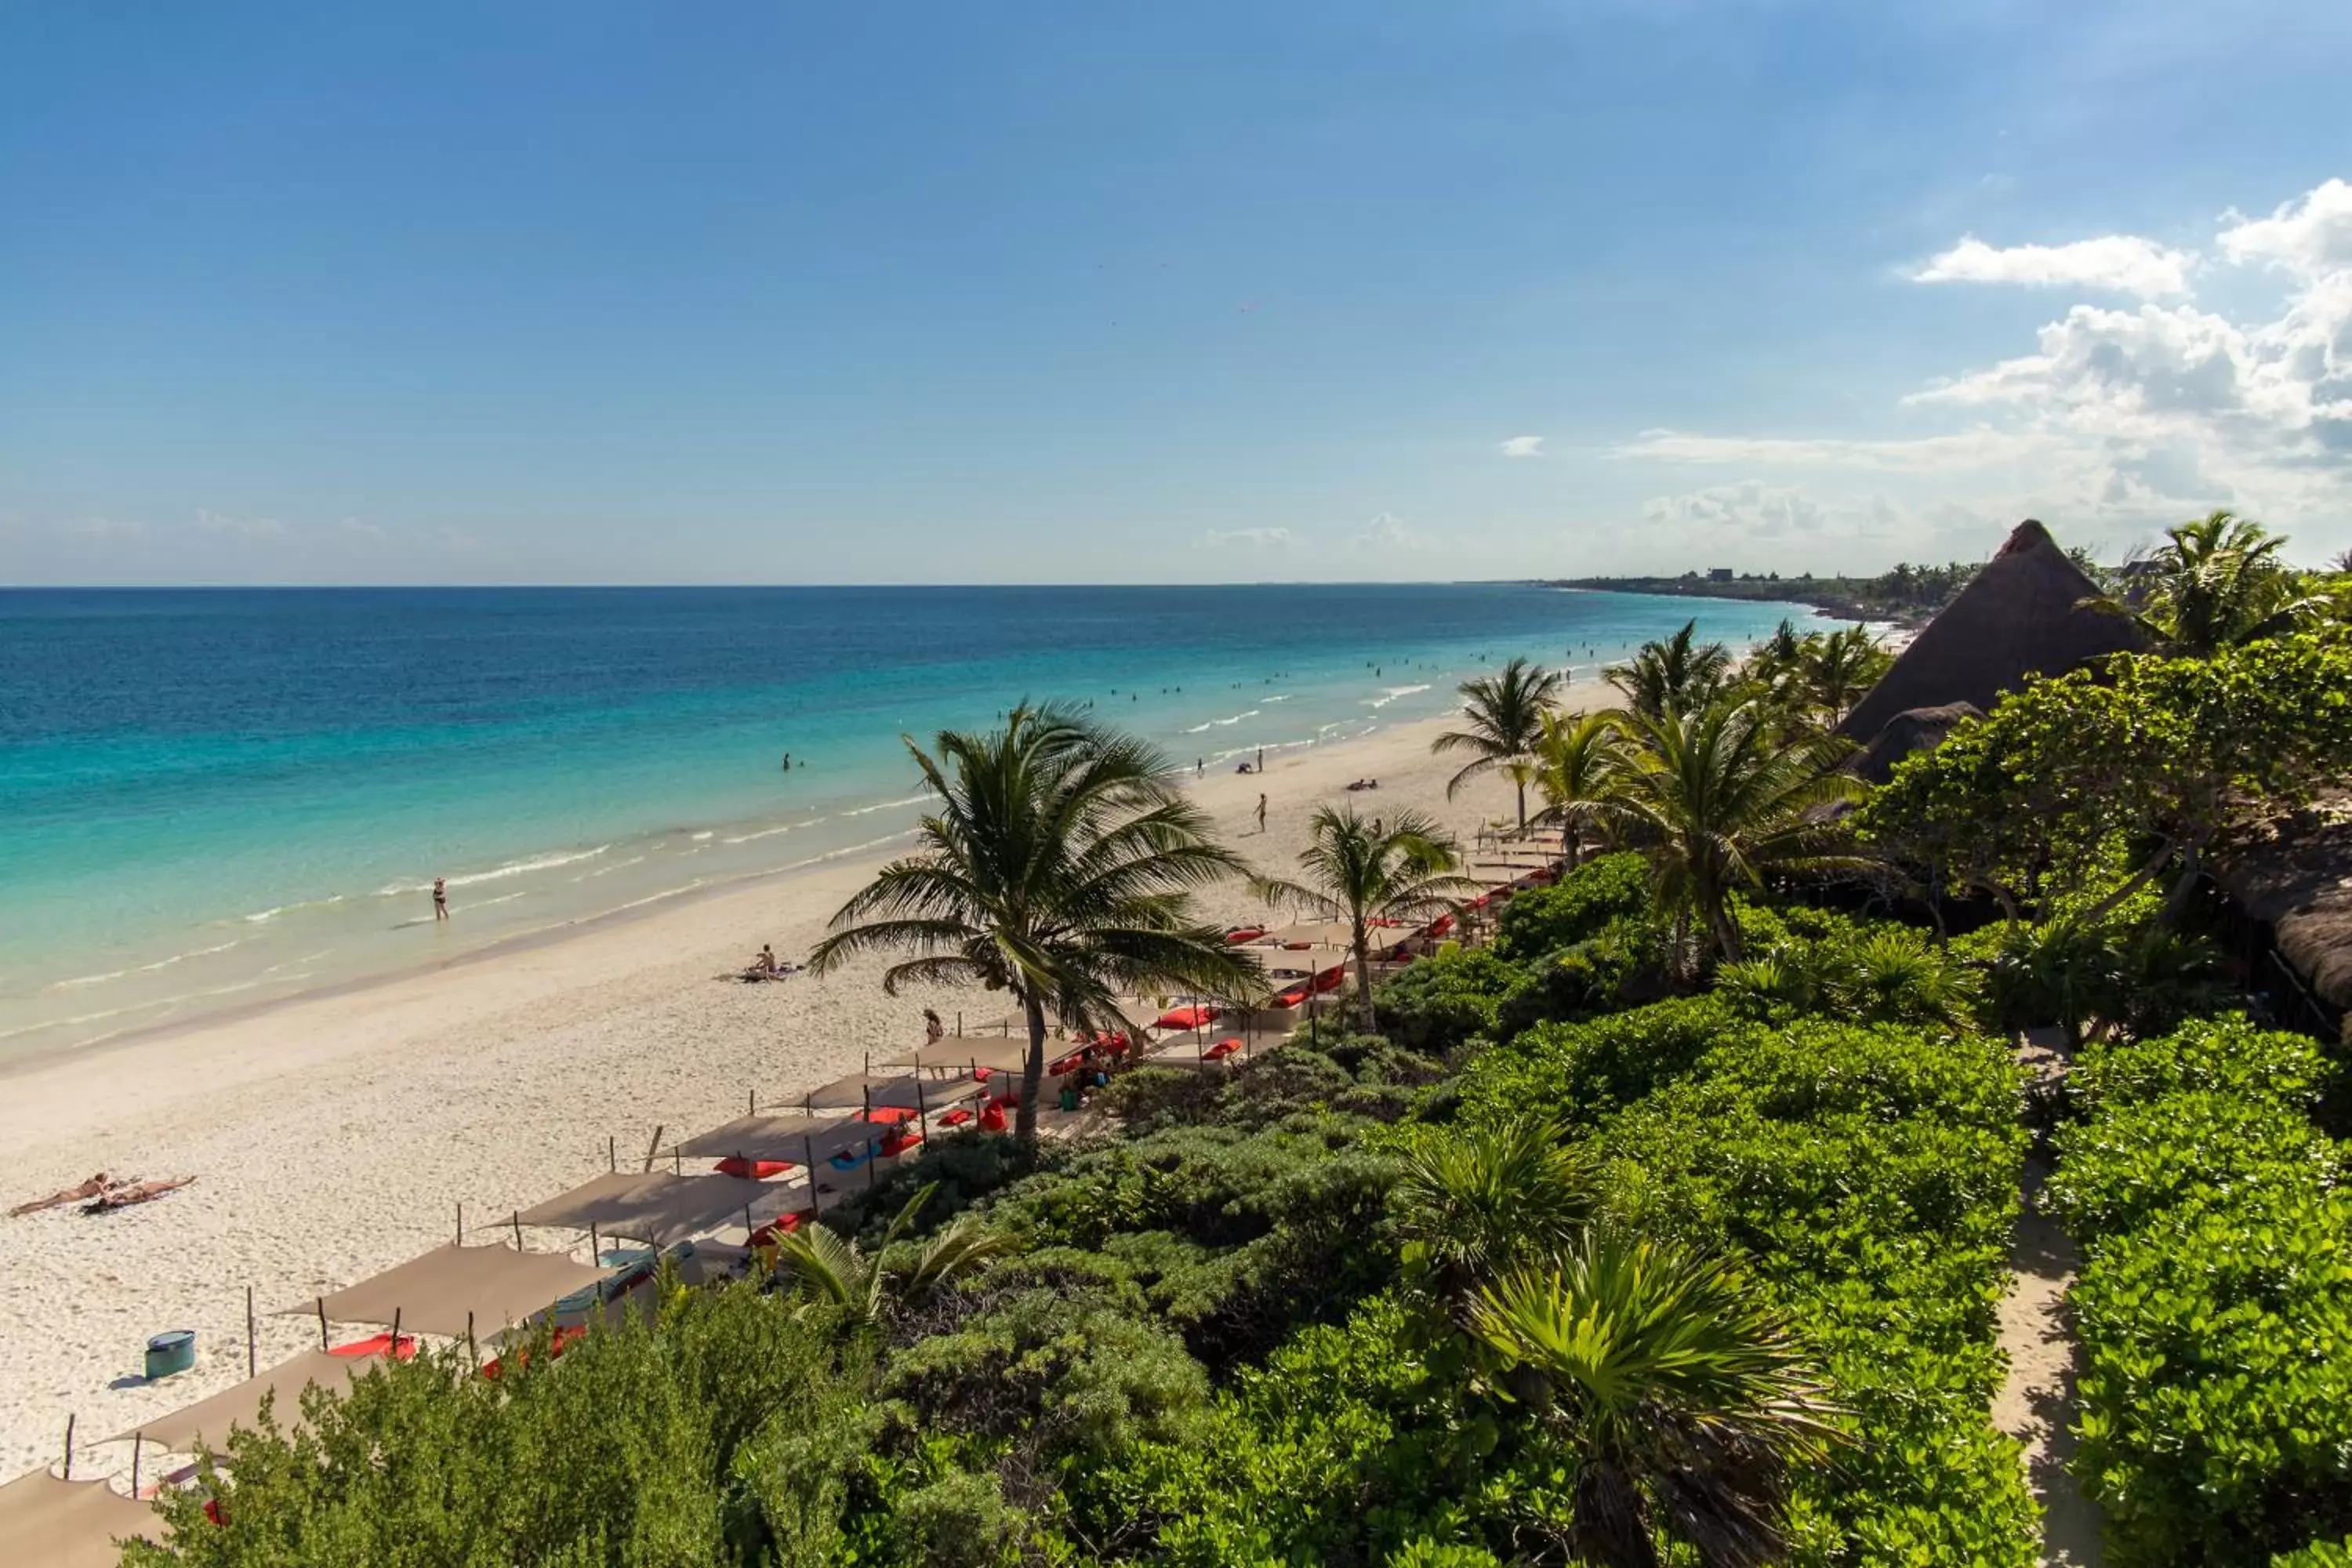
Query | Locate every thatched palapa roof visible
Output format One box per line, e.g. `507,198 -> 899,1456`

1853,702 -> 1985,785
1839,519 -> 2142,746
2211,794 -> 2352,1033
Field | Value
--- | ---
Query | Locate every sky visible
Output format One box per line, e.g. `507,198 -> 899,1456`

3,1 -> 2350,586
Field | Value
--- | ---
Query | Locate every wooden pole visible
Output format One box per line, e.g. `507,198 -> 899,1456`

748,1088 -> 756,1116
514,1210 -> 524,1250
456,1202 -> 464,1247
390,1308 -> 402,1358
246,1285 -> 257,1378
673,1147 -> 683,1175
61,1414 -> 73,1479
317,1297 -> 329,1351
131,1432 -> 141,1499
804,1134 -> 820,1212
589,1223 -> 601,1265
640,1126 -> 663,1173
466,1311 -> 477,1366
608,1136 -> 617,1174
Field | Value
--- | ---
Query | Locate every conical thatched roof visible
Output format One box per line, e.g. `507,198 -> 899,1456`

1839,519 -> 2142,745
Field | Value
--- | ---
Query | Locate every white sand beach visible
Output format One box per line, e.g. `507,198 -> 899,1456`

0,691 -> 1606,1486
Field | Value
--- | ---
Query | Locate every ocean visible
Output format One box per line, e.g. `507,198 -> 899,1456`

0,584 -> 1814,1059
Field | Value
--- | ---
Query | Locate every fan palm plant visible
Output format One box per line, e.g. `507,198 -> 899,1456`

1471,1235 -> 1844,1568
811,704 -> 1263,1143
765,1183 -> 1016,1329
1595,699 -> 1864,977
1251,805 -> 1480,1032
1798,626 -> 1891,729
1433,657 -> 1565,831
1530,709 -> 1626,869
1393,1116 -> 1596,1326
1606,621 -> 1734,722
2093,509 -> 2322,654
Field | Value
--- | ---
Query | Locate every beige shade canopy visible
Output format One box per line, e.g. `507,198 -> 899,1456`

0,1469 -> 158,1566
875,1036 -> 1033,1073
802,1073 -> 988,1111
514,1171 -> 786,1248
672,1112 -> 859,1161
284,1243 -> 612,1340
115,1348 -> 384,1449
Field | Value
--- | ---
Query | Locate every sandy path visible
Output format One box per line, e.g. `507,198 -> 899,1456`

0,688 -> 1601,1486
1992,1029 -> 2103,1566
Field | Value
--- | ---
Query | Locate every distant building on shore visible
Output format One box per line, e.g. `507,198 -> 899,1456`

1706,567 -> 1734,583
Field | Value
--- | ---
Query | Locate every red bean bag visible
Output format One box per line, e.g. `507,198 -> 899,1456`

481,1324 -> 585,1381
1224,927 -> 1265,944
880,1129 -> 924,1158
1203,1039 -> 1242,1062
980,1102 -> 1009,1133
715,1156 -> 794,1180
940,1107 -> 975,1127
749,1208 -> 816,1247
329,1333 -> 418,1361
863,1106 -> 919,1126
1156,1004 -> 1220,1030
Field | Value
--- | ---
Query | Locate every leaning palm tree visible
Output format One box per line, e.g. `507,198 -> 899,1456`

1593,698 -> 1864,977
1393,1116 -> 1596,1327
811,705 -> 1264,1143
766,1182 -> 1014,1329
2091,509 -> 2321,655
1251,805 -> 1480,1032
1529,709 -> 1626,868
1433,656 -> 1564,832
1472,1235 -> 1844,1568
1606,620 -> 1733,722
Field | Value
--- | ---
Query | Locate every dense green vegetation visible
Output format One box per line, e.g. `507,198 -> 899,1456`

2045,1018 -> 2352,1567
125,510 -> 2352,1566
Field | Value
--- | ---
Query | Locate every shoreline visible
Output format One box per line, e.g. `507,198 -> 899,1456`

5,699 -> 1606,1482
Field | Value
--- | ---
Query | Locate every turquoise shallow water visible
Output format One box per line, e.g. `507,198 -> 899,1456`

0,584 -> 1813,1057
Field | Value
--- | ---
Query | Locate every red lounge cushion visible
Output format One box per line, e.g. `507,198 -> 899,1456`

863,1106 -> 919,1126
880,1130 -> 924,1158
328,1333 -> 418,1361
1203,1039 -> 1242,1062
1224,927 -> 1265,944
1155,1004 -> 1220,1030
940,1108 -> 975,1127
714,1156 -> 794,1180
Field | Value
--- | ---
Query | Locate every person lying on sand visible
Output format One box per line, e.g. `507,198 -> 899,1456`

12,1173 -> 119,1217
83,1176 -> 194,1214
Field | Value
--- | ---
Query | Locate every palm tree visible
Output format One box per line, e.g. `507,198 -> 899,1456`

1471,1235 -> 1843,1568
1530,709 -> 1626,868
1798,626 -> 1891,729
1606,621 -> 1733,722
2093,509 -> 2321,654
1393,1116 -> 1595,1326
811,705 -> 1264,1143
1594,698 -> 1864,976
765,1182 -> 1014,1328
1433,657 -> 1564,832
1251,806 -> 1480,1032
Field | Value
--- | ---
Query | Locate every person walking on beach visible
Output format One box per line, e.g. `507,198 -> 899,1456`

1256,793 -> 1267,833
1195,757 -> 1203,778
924,1007 -> 944,1044
1255,747 -> 1263,771
433,877 -> 448,921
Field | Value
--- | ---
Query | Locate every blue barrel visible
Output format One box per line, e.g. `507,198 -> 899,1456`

145,1330 -> 196,1379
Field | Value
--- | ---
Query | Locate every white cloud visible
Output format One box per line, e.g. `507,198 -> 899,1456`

1198,526 -> 1294,549
2220,178 -> 2352,281
1911,234 -> 2198,299
338,517 -> 387,541
1617,177 -> 2352,554
196,507 -> 285,539
1642,481 -> 1831,538
64,516 -> 144,539
1353,511 -> 1425,549
1613,427 -> 2042,473
1497,434 -> 1546,458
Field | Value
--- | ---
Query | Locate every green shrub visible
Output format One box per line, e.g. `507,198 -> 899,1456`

128,1282 -> 880,1567
1493,915 -> 1670,1037
1373,947 -> 1519,1055
1458,993 -> 1754,1129
1490,851 -> 1653,962
2051,1015 -> 2352,1566
2276,1541 -> 2352,1567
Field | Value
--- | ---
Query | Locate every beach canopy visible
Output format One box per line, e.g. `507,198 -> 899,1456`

1838,517 -> 2143,746
803,1073 -> 987,1112
116,1347 -> 386,1449
516,1171 -> 785,1248
287,1243 -> 612,1340
1244,920 -> 1374,951
875,1036 -> 1033,1073
673,1112 -> 857,1160
0,1470 -> 158,1566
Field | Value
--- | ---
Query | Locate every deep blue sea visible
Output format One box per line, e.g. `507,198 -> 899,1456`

0,584 -> 1811,1057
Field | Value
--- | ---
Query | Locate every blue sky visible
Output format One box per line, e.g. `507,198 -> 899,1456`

4,1 -> 2349,585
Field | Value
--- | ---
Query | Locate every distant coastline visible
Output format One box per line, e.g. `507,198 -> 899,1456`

1541,573 -> 1951,627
